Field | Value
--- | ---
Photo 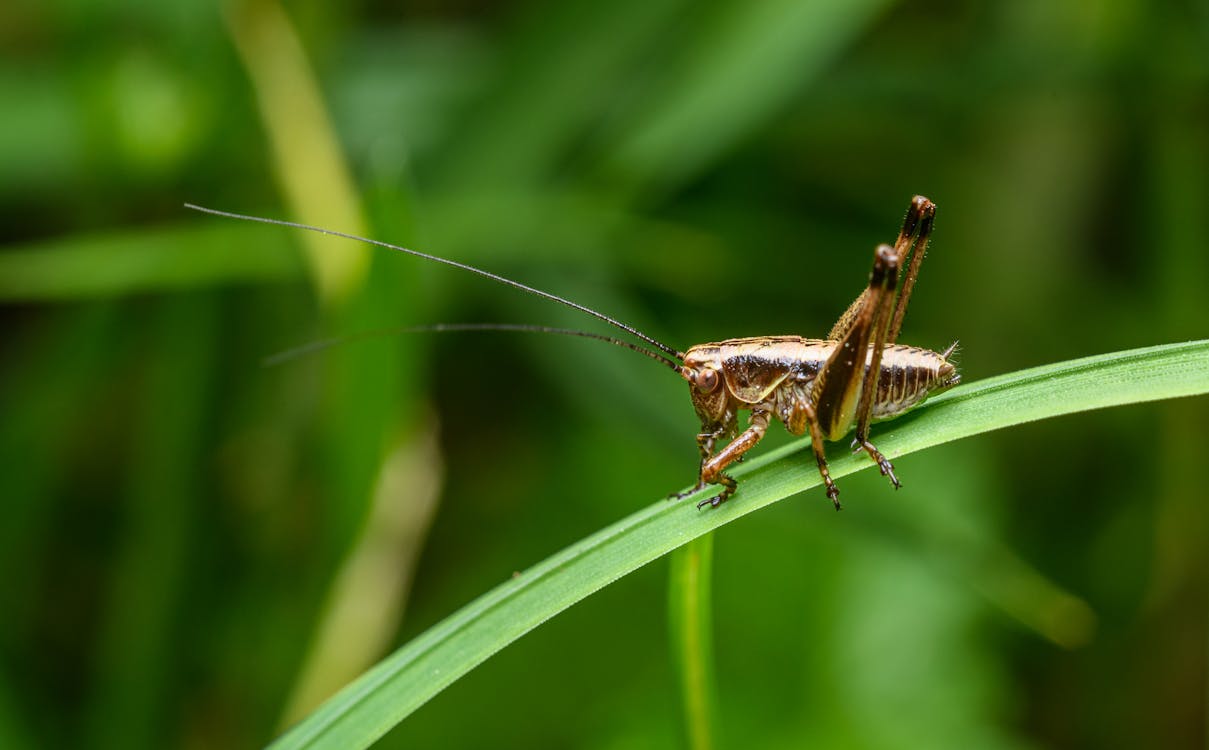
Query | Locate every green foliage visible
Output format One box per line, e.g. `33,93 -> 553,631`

2,1 -> 1208,749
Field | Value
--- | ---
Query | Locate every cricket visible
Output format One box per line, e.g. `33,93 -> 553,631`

186,195 -> 960,511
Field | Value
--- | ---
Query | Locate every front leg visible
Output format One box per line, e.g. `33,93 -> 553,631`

695,410 -> 770,509
791,400 -> 843,510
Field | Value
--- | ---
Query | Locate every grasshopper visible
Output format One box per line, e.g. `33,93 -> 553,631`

186,195 -> 958,510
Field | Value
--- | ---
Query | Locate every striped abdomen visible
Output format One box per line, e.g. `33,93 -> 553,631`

870,344 -> 960,420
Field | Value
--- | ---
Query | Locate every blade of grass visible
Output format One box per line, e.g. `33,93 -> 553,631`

269,340 -> 1209,750
0,223 -> 301,301
223,0 -> 436,730
669,535 -> 718,750
83,295 -> 218,750
225,0 -> 370,307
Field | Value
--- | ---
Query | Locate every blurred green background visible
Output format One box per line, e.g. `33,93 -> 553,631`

2,0 -> 1207,748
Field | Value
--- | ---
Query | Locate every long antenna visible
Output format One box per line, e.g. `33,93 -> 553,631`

184,204 -> 685,361
262,323 -> 685,371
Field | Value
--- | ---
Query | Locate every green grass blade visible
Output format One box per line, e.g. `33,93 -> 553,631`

0,223 -> 302,301
668,535 -> 718,750
269,340 -> 1209,750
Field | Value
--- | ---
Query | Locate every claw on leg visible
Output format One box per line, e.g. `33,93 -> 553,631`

695,473 -> 737,510
852,438 -> 901,490
825,480 -> 842,511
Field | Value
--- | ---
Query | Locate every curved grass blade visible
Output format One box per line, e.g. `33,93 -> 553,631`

269,340 -> 1209,750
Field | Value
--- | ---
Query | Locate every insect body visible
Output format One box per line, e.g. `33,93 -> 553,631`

186,195 -> 958,511
679,336 -> 958,509
675,197 -> 959,509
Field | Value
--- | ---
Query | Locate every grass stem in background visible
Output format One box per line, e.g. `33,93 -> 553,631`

669,535 -> 718,750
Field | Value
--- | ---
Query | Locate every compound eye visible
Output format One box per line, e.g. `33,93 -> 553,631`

695,368 -> 719,393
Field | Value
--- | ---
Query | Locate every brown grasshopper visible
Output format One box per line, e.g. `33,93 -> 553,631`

186,195 -> 958,510
674,196 -> 959,509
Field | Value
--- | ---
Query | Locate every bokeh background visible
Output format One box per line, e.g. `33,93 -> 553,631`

2,1 -> 1207,748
